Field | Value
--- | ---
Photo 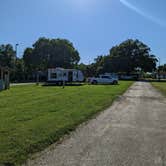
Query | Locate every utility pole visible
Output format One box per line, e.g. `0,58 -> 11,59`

158,57 -> 161,81
15,44 -> 19,57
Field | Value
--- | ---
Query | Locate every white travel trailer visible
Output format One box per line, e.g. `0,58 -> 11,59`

47,68 -> 84,84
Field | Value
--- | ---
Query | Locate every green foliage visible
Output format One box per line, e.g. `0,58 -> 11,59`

23,47 -> 34,71
0,44 -> 16,68
0,38 -> 159,82
23,37 -> 80,73
0,81 -> 133,165
158,64 -> 166,72
14,58 -> 25,82
89,39 -> 158,75
109,39 -> 157,73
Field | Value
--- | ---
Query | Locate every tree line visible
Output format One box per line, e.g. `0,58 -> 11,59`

0,37 -> 162,82
0,37 -> 80,82
79,39 -> 159,77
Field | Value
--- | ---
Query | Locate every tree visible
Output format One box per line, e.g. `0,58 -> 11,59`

109,39 -> 157,73
47,38 -> 80,68
23,48 -> 34,72
14,58 -> 25,82
0,44 -> 15,68
158,64 -> 166,72
23,37 -> 80,74
92,39 -> 157,75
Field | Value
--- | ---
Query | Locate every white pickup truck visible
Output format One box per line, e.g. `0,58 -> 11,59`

88,74 -> 119,85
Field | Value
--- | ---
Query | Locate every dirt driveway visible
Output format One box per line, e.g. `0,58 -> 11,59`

24,82 -> 166,166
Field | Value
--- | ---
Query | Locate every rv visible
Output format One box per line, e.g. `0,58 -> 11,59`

47,68 -> 84,84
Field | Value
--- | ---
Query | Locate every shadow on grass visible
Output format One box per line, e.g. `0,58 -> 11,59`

0,162 -> 15,166
42,83 -> 85,87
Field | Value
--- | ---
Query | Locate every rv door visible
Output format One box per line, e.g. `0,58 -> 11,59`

68,71 -> 73,82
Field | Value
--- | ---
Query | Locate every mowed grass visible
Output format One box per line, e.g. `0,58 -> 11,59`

0,81 -> 133,165
151,82 -> 166,96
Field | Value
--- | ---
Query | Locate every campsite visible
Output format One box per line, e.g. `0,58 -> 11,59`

0,39 -> 166,166
1,0 -> 166,166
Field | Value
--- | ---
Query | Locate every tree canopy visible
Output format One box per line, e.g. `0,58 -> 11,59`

23,37 -> 80,72
0,44 -> 15,68
0,38 -> 160,82
91,39 -> 157,75
158,64 -> 166,72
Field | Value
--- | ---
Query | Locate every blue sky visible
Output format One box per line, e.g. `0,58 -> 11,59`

0,0 -> 166,64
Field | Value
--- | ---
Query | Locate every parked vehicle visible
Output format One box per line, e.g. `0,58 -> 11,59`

47,68 -> 84,85
88,73 -> 118,85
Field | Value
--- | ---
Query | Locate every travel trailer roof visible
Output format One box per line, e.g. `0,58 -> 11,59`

48,68 -> 78,71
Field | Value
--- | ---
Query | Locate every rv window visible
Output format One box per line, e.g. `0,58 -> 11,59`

51,73 -> 57,79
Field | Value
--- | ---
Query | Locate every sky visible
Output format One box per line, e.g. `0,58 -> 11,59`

0,0 -> 166,64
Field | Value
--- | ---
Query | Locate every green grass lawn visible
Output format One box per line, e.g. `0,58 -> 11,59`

151,82 -> 166,96
0,81 -> 133,165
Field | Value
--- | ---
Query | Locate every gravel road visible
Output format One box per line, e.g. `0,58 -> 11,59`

23,82 -> 166,166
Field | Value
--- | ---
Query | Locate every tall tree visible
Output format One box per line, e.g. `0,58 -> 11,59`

111,39 -> 157,73
23,47 -> 35,72
94,39 -> 157,74
23,37 -> 80,73
0,44 -> 15,68
14,58 -> 25,82
158,64 -> 166,72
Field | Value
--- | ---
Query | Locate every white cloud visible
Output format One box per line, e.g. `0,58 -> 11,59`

120,0 -> 166,27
